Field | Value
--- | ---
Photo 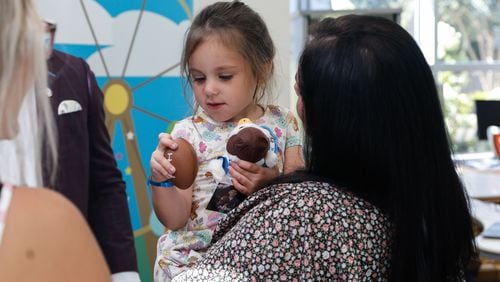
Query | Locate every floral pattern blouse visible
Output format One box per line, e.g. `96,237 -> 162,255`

174,180 -> 392,281
154,105 -> 302,281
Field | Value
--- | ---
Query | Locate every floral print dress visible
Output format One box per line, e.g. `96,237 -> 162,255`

174,181 -> 392,281
154,105 -> 302,281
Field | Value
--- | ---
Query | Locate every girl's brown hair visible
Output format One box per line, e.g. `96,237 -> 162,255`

181,1 -> 275,105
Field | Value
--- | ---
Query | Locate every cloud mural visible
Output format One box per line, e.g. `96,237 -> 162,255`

34,1 -> 193,280
87,11 -> 190,77
36,0 -> 113,45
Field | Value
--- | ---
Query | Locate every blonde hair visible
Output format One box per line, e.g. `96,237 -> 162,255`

0,0 -> 57,187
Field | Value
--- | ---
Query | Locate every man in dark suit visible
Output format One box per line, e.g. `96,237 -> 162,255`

44,46 -> 139,281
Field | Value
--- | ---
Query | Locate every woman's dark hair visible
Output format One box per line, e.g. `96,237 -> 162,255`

297,15 -> 475,281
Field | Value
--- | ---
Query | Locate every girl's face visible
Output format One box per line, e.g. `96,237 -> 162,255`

188,36 -> 260,122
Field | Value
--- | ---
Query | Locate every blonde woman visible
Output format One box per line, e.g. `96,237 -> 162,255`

0,0 -> 110,281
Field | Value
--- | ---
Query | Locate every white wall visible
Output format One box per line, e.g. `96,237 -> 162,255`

193,0 -> 292,109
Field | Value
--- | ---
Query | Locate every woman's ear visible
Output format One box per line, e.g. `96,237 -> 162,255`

296,94 -> 305,123
293,72 -> 305,122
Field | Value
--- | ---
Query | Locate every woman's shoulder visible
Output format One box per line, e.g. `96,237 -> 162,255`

0,187 -> 79,234
11,187 -> 79,217
271,181 -> 391,277
268,180 -> 389,223
265,180 -> 391,247
207,180 -> 392,280
5,187 -> 92,247
0,187 -> 111,281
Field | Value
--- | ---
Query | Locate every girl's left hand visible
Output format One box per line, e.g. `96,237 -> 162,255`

228,160 -> 279,196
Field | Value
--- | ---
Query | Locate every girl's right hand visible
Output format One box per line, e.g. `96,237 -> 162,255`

150,133 -> 178,182
149,133 -> 194,229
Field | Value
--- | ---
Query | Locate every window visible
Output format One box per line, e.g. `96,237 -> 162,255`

436,0 -> 500,152
294,0 -> 500,153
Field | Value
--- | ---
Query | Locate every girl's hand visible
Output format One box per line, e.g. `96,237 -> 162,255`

150,133 -> 178,183
228,160 -> 279,196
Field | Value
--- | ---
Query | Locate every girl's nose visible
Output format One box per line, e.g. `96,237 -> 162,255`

204,79 -> 219,96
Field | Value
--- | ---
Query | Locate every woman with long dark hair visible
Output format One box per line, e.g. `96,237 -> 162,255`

175,14 -> 475,281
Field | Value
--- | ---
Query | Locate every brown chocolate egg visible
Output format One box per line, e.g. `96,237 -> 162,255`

163,138 -> 198,189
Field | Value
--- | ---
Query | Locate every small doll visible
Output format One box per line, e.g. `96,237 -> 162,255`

206,118 -> 279,213
226,118 -> 278,167
208,118 -> 278,183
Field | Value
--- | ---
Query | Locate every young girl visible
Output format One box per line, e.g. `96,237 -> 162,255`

149,2 -> 304,280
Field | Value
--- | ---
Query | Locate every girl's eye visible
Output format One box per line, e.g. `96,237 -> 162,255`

219,75 -> 233,81
192,77 -> 205,83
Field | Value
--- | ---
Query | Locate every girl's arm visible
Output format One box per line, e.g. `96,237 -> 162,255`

283,145 -> 304,174
152,186 -> 193,230
150,133 -> 193,230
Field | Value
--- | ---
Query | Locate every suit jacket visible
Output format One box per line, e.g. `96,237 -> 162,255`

44,50 -> 137,273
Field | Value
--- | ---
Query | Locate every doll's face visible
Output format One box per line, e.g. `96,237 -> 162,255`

227,126 -> 269,163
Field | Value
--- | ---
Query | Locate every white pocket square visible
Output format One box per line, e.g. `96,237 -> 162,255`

58,100 -> 82,115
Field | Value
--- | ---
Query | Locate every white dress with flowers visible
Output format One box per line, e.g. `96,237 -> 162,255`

153,105 -> 302,281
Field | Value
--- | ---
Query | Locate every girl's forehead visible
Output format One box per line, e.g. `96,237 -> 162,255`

189,36 -> 249,69
198,33 -> 241,53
